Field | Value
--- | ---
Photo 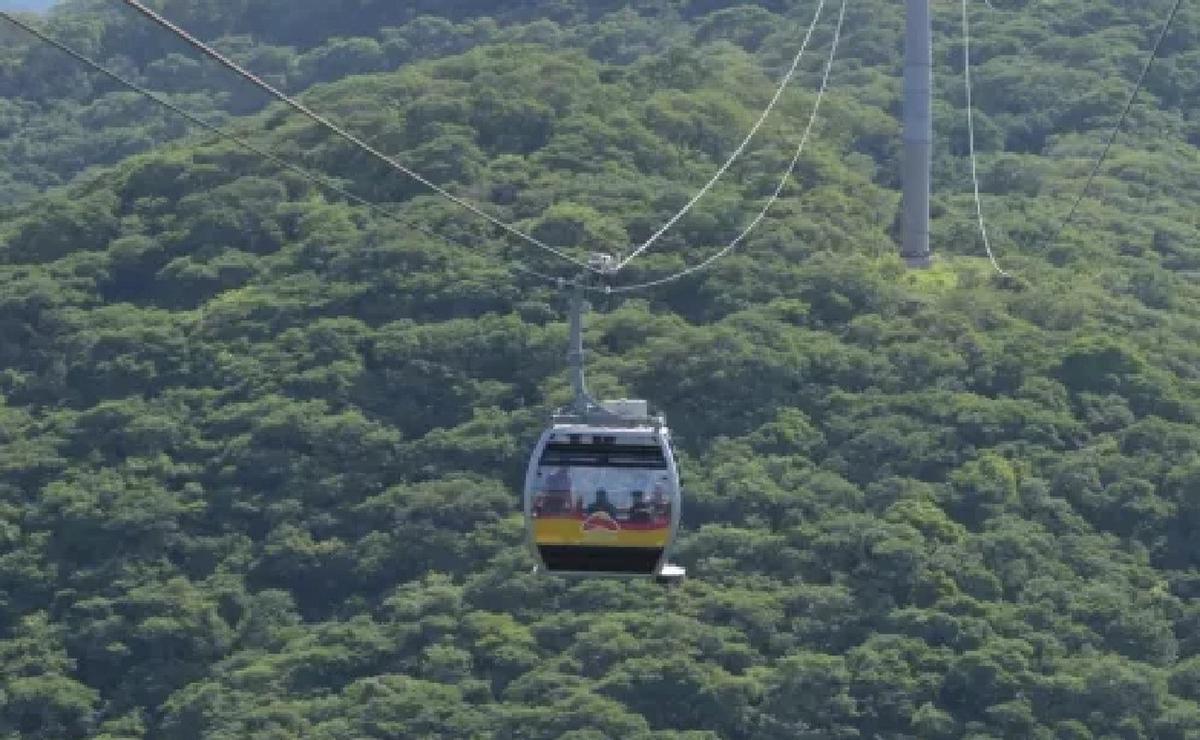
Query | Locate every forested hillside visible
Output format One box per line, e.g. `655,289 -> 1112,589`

3,0 -> 1200,737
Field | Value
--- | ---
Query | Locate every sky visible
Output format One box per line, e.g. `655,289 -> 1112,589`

0,0 -> 55,10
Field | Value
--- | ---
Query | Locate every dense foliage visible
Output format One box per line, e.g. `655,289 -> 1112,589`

2,0 -> 1200,737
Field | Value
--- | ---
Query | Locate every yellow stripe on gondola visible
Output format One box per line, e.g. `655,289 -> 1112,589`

533,518 -> 669,548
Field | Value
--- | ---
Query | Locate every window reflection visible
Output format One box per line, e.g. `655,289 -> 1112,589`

532,465 -> 673,527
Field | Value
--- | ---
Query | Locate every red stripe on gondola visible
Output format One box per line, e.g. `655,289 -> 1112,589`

534,512 -> 669,527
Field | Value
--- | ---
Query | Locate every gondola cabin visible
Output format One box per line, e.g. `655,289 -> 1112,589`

524,400 -> 683,578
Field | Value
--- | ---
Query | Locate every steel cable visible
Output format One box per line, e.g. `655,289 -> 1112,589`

0,11 -> 570,288
119,0 -> 599,274
962,0 -> 1011,276
615,0 -> 828,271
606,0 -> 848,294
1048,0 -> 1185,245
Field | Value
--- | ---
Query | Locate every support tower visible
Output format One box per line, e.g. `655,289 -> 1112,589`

902,0 -> 933,267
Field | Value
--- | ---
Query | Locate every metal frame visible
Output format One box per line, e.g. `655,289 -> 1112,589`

563,255 -> 627,423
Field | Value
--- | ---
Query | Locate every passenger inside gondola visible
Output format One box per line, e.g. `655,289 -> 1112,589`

546,466 -> 571,493
533,467 -> 573,516
628,490 -> 652,522
535,492 -> 570,515
651,483 -> 670,517
587,489 -> 617,517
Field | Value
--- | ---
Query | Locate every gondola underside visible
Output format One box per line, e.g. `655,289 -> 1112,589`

537,545 -> 664,574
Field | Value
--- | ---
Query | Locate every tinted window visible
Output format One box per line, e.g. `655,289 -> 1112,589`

539,443 -> 667,469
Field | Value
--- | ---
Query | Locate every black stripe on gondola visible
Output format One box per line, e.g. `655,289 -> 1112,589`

538,545 -> 664,574
538,443 -> 667,469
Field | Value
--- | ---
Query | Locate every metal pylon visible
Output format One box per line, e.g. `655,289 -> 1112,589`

902,0 -> 934,268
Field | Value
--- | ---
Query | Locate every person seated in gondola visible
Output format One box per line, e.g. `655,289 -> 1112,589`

536,467 -> 573,515
650,483 -> 670,517
546,466 -> 571,493
587,489 -> 617,517
535,493 -> 568,516
628,490 -> 652,523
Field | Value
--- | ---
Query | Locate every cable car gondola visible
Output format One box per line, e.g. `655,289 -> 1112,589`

523,255 -> 685,581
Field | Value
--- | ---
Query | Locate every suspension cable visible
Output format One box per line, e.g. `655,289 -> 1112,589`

614,0 -> 828,272
961,0 -> 1010,277
1048,0 -> 1184,245
0,11 -> 568,288
118,0 -> 600,274
605,0 -> 847,294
